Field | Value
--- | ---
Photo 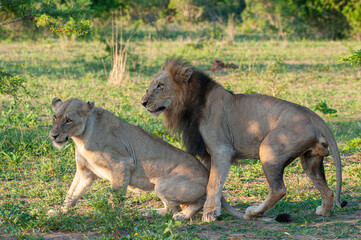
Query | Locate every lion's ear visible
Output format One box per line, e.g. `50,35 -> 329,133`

87,101 -> 94,111
52,97 -> 63,111
183,68 -> 193,83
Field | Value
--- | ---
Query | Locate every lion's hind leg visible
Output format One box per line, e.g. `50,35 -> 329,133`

244,162 -> 287,219
245,126 -> 314,219
300,147 -> 334,217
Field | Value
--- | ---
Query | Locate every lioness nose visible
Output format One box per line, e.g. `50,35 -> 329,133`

141,100 -> 148,107
50,132 -> 59,139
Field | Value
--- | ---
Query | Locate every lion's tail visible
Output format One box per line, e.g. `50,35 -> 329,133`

220,196 -> 291,223
220,196 -> 244,219
313,114 -> 347,208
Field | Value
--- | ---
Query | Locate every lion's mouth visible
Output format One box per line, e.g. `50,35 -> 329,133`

53,137 -> 69,144
149,106 -> 166,113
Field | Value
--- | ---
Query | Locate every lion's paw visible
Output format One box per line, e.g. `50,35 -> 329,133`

202,210 -> 217,222
47,209 -> 58,216
245,205 -> 260,217
47,207 -> 68,216
173,212 -> 188,221
138,208 -> 152,217
315,206 -> 332,217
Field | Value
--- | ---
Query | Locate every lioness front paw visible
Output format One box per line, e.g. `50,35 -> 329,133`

202,210 -> 217,222
47,209 -> 58,216
47,206 -> 68,216
138,208 -> 152,217
315,206 -> 332,217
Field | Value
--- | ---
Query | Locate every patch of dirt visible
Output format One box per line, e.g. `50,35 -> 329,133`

2,231 -> 131,240
38,232 -> 102,239
2,232 -> 103,240
210,60 -> 239,71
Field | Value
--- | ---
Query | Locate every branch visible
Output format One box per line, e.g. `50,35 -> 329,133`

0,15 -> 35,26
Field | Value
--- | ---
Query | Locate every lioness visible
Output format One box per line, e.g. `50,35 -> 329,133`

48,97 -> 246,220
141,57 -> 347,222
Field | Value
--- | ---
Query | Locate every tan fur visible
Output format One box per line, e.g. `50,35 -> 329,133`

141,58 -> 345,222
47,97 -> 243,220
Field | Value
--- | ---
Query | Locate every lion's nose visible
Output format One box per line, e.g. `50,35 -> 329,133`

50,132 -> 60,139
141,100 -> 148,107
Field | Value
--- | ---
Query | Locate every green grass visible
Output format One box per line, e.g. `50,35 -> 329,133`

0,36 -> 361,239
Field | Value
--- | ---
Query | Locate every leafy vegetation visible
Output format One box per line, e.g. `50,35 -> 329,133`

339,49 -> 361,68
2,0 -> 361,40
0,0 -> 92,37
312,100 -> 338,116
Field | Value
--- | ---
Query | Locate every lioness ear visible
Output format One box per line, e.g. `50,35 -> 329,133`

80,101 -> 94,116
52,97 -> 63,111
181,68 -> 193,84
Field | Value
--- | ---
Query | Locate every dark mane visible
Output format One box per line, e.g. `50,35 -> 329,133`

163,58 -> 217,157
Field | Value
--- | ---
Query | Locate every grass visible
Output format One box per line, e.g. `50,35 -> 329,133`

0,34 -> 361,239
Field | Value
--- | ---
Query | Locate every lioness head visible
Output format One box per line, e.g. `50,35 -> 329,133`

141,58 -> 193,117
49,98 -> 94,148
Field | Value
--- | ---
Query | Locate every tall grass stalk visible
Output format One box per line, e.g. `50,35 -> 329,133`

107,15 -> 129,85
226,13 -> 236,44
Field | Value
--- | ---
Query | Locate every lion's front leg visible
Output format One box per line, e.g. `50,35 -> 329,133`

202,153 -> 232,222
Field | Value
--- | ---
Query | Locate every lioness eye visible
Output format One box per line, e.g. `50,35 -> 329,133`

65,119 -> 72,125
53,115 -> 57,121
156,84 -> 164,90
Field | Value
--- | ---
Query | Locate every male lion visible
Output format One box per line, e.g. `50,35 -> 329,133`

48,97 -> 248,220
141,57 -> 347,222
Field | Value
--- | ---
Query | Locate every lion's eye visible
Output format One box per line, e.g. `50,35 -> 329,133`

156,84 -> 164,90
65,119 -> 72,125
53,115 -> 57,121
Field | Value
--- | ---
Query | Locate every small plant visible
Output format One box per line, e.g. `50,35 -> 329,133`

312,100 -> 337,116
338,49 -> 361,68
161,220 -> 182,239
267,56 -> 286,74
343,137 -> 361,153
265,56 -> 288,97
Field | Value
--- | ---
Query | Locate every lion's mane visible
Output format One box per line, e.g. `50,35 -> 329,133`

162,58 -> 220,157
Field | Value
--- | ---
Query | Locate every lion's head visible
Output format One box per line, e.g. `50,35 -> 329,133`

141,58 -> 193,117
49,98 -> 94,148
141,57 -> 217,157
